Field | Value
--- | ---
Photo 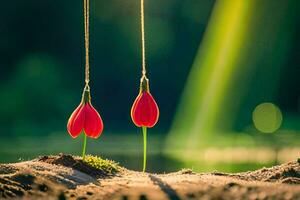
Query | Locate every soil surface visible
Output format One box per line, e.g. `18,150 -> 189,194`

0,154 -> 300,200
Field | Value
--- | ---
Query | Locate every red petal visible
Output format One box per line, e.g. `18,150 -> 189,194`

131,93 -> 143,126
67,103 -> 85,138
84,103 -> 104,138
131,92 -> 159,127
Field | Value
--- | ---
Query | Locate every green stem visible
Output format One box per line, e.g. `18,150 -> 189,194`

82,133 -> 87,160
142,126 -> 147,172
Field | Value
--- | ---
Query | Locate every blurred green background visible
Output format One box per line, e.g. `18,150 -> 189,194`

0,0 -> 299,173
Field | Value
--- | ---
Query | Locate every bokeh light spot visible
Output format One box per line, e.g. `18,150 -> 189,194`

252,102 -> 283,133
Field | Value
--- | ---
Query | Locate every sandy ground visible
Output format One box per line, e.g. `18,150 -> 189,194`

0,154 -> 300,200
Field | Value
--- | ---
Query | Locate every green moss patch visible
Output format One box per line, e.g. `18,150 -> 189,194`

40,154 -> 120,178
83,155 -> 119,174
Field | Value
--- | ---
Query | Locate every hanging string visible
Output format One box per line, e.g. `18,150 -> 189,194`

141,0 -> 146,77
84,0 -> 90,85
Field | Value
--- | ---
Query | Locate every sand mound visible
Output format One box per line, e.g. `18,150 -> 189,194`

0,154 -> 299,200
212,161 -> 300,184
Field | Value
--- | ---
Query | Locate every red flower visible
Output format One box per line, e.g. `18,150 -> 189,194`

67,86 -> 104,138
131,76 -> 159,127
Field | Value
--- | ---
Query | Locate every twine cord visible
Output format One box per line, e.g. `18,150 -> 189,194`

84,0 -> 90,85
141,0 -> 146,77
